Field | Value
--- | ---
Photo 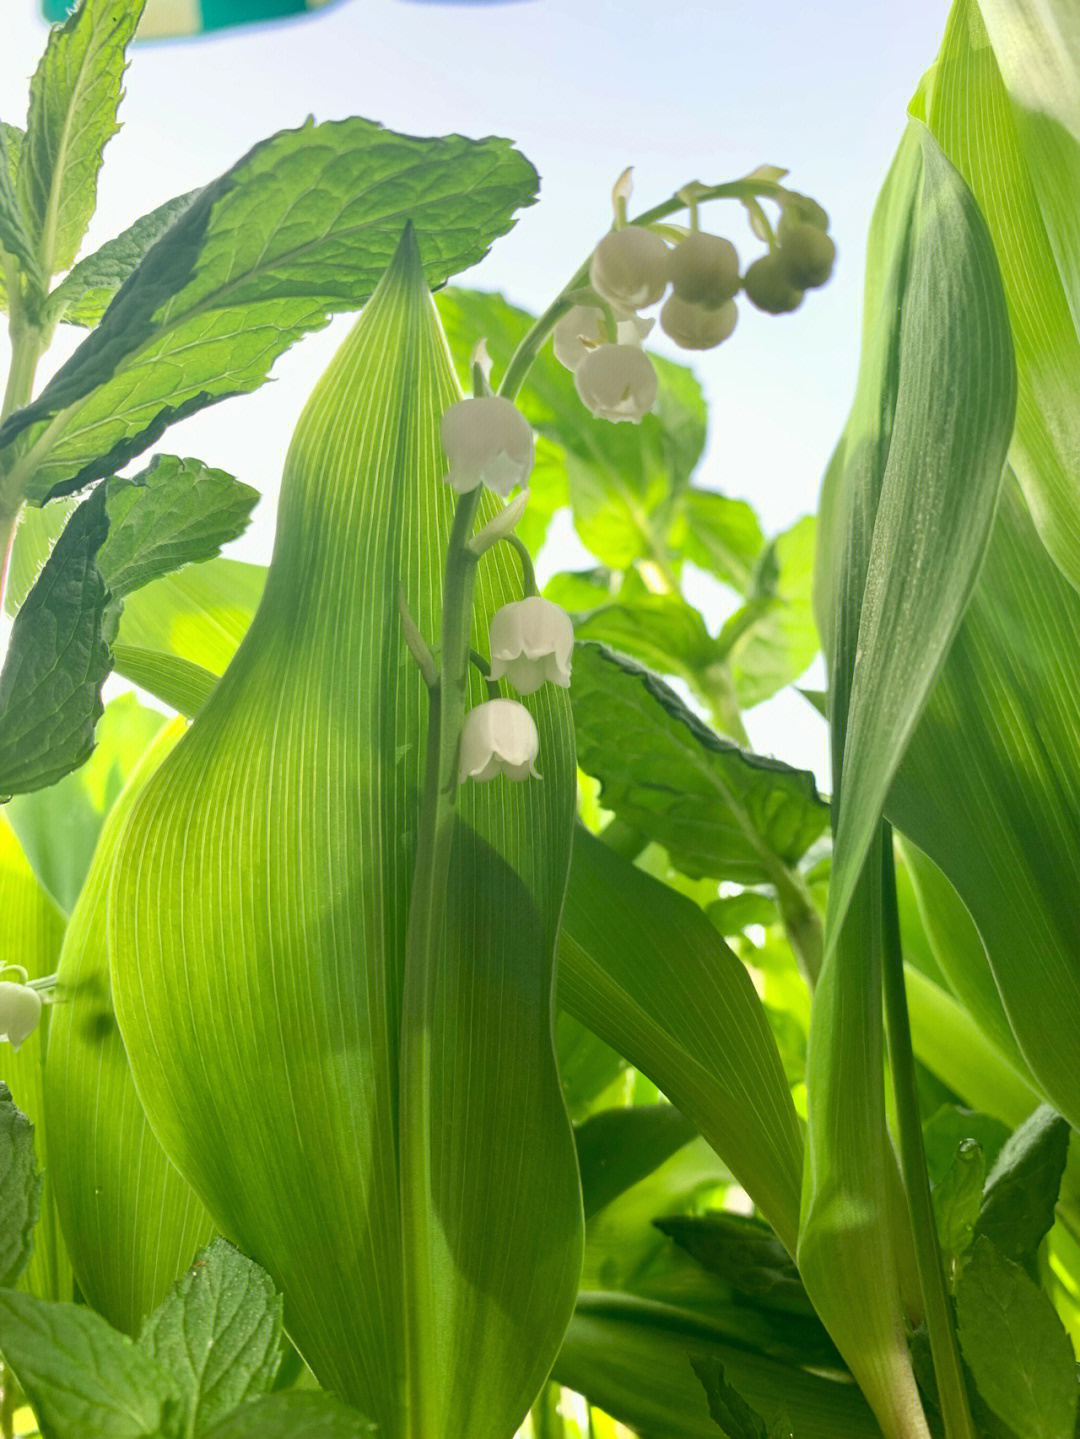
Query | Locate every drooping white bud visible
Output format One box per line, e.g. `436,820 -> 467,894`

441,396 -> 535,497
0,982 -> 42,1051
660,295 -> 738,351
489,597 -> 574,695
458,699 -> 541,783
574,344 -> 658,424
589,227 -> 670,310
668,232 -> 740,308
552,305 -> 653,372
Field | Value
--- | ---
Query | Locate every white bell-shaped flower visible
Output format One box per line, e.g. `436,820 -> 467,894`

489,597 -> 574,695
441,395 -> 535,497
589,227 -> 670,310
0,982 -> 42,1051
459,699 -> 541,783
553,304 -> 653,372
574,344 -> 658,423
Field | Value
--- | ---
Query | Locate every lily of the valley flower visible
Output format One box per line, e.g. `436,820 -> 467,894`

574,344 -> 658,423
0,981 -> 42,1051
489,597 -> 574,694
589,227 -> 670,310
441,395 -> 535,496
459,699 -> 541,783
553,304 -> 653,372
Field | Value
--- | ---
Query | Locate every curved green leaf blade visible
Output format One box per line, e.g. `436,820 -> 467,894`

114,557 -> 266,676
2,122 -> 538,504
0,124 -> 42,293
109,230 -> 581,1439
0,1083 -> 43,1290
45,719 -> 213,1335
201,1392 -> 376,1439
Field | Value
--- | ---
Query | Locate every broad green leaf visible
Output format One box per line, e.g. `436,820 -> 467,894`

917,0 -> 1080,594
558,827 -> 803,1256
655,1213 -> 814,1319
0,485 -> 110,798
108,230 -> 581,1439
727,516 -> 818,710
932,1140 -> 985,1265
554,1303 -> 881,1439
572,584 -> 718,681
576,1106 -> 698,1221
96,456 -> 258,598
0,123 -> 43,293
18,0 -> 145,279
555,1012 -> 627,1123
956,1238 -> 1078,1439
3,497 -> 74,614
0,819 -> 67,1303
138,1239 -> 282,1434
0,1083 -> 42,1289
5,693 -> 165,913
571,644 -> 827,885
692,1358 -> 768,1439
111,644 -> 218,717
47,191 -> 199,328
886,477 -> 1080,1131
973,1106 -> 1070,1269
669,488 -> 764,592
923,1108 -> 1010,1188
200,1392 -> 376,1439
1,122 -> 538,505
45,719 -> 213,1335
115,557 -> 266,676
0,1289 -> 183,1439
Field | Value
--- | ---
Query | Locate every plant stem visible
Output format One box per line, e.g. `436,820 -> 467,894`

399,486 -> 481,1439
881,825 -> 977,1439
529,1382 -> 565,1439
0,313 -> 47,623
0,1363 -> 15,1439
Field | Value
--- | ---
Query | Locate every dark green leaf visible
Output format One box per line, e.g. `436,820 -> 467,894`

0,122 -> 42,292
571,643 -> 828,884
47,191 -> 199,327
705,891 -> 779,937
0,1289 -> 184,1439
576,1107 -> 699,1221
0,123 -> 26,312
555,1012 -> 627,1123
974,1106 -> 1070,1268
692,1357 -> 768,1439
138,1239 -> 282,1435
2,124 -> 538,504
0,485 -> 110,798
656,1213 -> 814,1319
96,456 -> 258,598
200,1392 -> 375,1439
18,0 -> 145,278
932,1139 -> 985,1264
0,1082 -> 42,1289
956,1237 -> 1078,1439
923,1107 -> 1010,1187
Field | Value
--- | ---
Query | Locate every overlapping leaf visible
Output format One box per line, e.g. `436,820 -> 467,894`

0,1083 -> 43,1289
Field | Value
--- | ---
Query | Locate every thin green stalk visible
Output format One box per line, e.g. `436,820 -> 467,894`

881,827 -> 977,1439
0,1364 -> 15,1439
529,1382 -> 566,1439
399,486 -> 482,1439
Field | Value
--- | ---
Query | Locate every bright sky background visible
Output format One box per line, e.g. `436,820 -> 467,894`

1,0 -> 952,787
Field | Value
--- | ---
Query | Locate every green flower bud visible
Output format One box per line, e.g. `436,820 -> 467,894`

659,294 -> 737,350
778,192 -> 830,235
589,227 -> 670,310
668,232 -> 740,308
742,254 -> 804,315
778,223 -> 836,289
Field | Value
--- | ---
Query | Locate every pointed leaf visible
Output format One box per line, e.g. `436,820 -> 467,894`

692,1358 -> 768,1439
973,1106 -> 1070,1269
576,1106 -> 698,1221
200,1392 -> 375,1439
114,557 -> 266,676
932,1139 -> 985,1264
0,1083 -> 43,1289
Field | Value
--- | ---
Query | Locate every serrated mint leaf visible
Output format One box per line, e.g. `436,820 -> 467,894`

96,456 -> 258,598
933,1138 -> 985,1265
656,1212 -> 815,1319
200,1392 -> 376,1439
0,123 -> 43,294
47,191 -> 199,328
957,1237 -> 1078,1439
2,121 -> 537,504
0,485 -> 110,798
974,1105 -> 1070,1269
571,643 -> 828,883
0,1082 -> 42,1288
138,1238 -> 283,1436
0,1289 -> 184,1439
0,124 -> 26,315
691,1357 -> 768,1439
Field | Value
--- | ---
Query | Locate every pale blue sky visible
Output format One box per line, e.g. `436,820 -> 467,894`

1,0 -> 951,783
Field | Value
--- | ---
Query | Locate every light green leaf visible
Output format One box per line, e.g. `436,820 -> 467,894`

18,0 -> 145,279
669,489 -> 764,592
918,0 -> 1080,593
3,497 -> 75,615
0,1289 -> 183,1439
0,123 -> 43,293
0,485 -> 110,798
558,827 -> 803,1256
956,1237 -> 1078,1439
47,191 -> 199,327
727,515 -> 818,710
932,1140 -> 985,1264
114,557 -> 265,676
555,1012 -> 627,1123
138,1239 -> 282,1434
572,584 -> 718,680
0,123 -> 28,312
111,645 -> 218,717
973,1106 -> 1070,1268
1,122 -> 538,505
0,1083 -> 43,1289
200,1392 -> 375,1439
44,719 -> 213,1336
923,1108 -> 1010,1188
571,643 -> 828,885
576,1106 -> 699,1221
0,820 -> 67,1304
108,229 -> 581,1439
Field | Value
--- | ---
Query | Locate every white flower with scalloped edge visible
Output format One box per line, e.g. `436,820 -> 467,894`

0,982 -> 41,1051
489,597 -> 573,695
553,304 -> 654,372
574,344 -> 658,423
458,699 -> 541,783
440,395 -> 535,496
